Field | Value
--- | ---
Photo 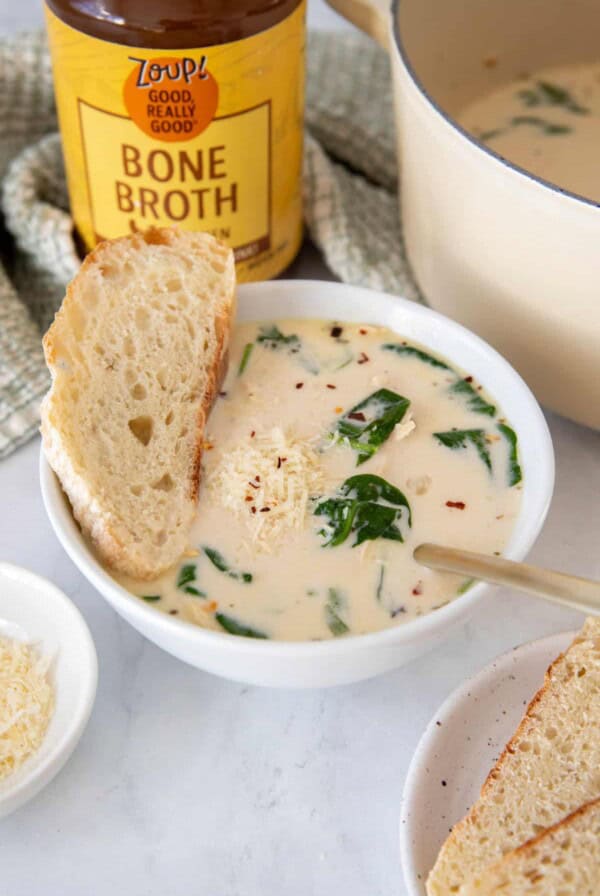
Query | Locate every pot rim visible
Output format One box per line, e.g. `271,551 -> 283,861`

391,0 -> 600,211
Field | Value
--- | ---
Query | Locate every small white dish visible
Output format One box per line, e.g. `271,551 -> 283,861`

40,280 -> 554,688
0,563 -> 97,819
399,630 -> 574,896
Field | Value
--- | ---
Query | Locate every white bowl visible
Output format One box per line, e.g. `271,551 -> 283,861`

399,631 -> 574,895
0,563 -> 97,818
40,280 -> 554,688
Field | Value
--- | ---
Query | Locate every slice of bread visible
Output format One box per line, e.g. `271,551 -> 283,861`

426,617 -> 600,895
461,797 -> 600,895
41,227 -> 235,580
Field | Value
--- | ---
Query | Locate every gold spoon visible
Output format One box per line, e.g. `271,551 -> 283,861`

414,544 -> 600,616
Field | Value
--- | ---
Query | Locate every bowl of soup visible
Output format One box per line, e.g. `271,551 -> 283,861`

40,280 -> 554,687
327,0 -> 600,429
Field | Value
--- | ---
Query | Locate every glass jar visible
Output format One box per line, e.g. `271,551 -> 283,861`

45,0 -> 306,281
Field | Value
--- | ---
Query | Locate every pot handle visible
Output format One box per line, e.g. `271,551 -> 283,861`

325,0 -> 391,48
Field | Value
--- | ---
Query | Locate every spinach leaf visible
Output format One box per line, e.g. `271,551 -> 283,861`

478,127 -> 504,142
517,88 -> 539,107
315,473 -> 412,548
450,379 -> 496,416
537,80 -> 588,114
142,594 -> 161,602
182,586 -> 207,597
343,473 -> 411,507
353,501 -> 405,545
256,324 -> 318,374
177,564 -> 197,589
434,429 -> 492,472
498,423 -> 522,486
215,612 -> 268,639
256,324 -> 300,347
376,565 -> 385,603
381,342 -> 496,418
457,578 -> 475,595
176,563 -> 207,597
518,81 -> 589,115
381,343 -> 451,370
204,547 -> 253,583
510,115 -> 571,135
324,588 -> 350,636
314,497 -> 356,547
238,342 -> 254,376
333,388 -> 411,465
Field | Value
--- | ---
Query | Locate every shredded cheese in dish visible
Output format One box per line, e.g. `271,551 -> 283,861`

0,637 -> 53,782
206,427 -> 324,553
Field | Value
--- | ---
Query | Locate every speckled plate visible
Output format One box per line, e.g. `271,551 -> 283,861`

399,630 -> 575,896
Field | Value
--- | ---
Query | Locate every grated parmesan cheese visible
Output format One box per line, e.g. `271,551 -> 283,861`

0,638 -> 53,782
206,427 -> 324,552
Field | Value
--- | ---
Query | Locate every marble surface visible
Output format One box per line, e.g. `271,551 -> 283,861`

1,3 -> 599,895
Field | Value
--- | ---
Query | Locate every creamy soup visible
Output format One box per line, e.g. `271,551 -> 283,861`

459,62 -> 600,201
120,320 -> 523,641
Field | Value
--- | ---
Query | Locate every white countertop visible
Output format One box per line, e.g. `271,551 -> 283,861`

1,3 -> 599,895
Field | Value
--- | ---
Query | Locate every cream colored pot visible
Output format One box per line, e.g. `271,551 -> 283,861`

328,0 -> 600,429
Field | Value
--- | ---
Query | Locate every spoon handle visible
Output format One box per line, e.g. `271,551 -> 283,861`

414,543 -> 600,616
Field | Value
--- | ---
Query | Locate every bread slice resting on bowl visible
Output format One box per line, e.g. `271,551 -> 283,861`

41,226 -> 236,580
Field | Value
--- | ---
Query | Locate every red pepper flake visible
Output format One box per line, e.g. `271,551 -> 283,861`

347,411 -> 366,422
330,326 -> 343,338
412,583 -> 423,596
446,500 -> 466,509
295,382 -> 304,389
464,376 -> 473,383
277,456 -> 282,469
326,383 -> 336,390
357,352 -> 370,364
248,481 -> 259,489
245,496 -> 253,502
359,328 -> 368,335
250,430 -> 256,438
260,507 -> 271,513
251,506 -> 257,514
219,391 -> 228,397
256,475 -> 261,482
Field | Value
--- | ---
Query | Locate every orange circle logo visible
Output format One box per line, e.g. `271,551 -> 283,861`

123,56 -> 219,142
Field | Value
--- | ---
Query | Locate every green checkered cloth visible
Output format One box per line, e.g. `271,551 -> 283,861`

0,29 -> 418,459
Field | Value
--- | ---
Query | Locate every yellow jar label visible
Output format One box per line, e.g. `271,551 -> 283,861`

45,4 -> 305,281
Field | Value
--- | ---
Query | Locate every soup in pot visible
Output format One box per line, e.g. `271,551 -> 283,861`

459,62 -> 600,201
